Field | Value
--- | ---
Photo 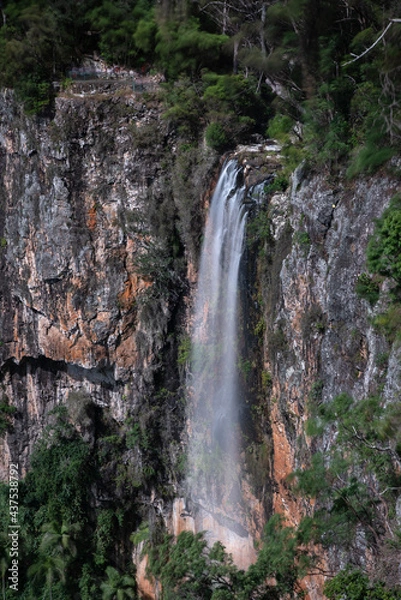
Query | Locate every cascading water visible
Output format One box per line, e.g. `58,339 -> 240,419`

185,159 -> 255,564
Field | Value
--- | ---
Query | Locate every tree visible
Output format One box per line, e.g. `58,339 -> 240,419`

23,406 -> 92,527
155,16 -> 228,79
146,531 -> 242,599
28,553 -> 66,600
292,389 -> 401,584
244,514 -> 311,599
100,566 -> 137,600
324,566 -> 401,600
86,0 -> 137,65
39,519 -> 80,560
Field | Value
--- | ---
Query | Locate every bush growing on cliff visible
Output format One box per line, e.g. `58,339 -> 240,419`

0,405 -> 166,598
355,273 -> 381,305
292,391 -> 401,588
324,567 -> 401,600
367,194 -> 401,291
205,122 -> 228,152
0,394 -> 16,437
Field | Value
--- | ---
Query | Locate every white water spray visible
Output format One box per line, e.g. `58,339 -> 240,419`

186,159 -> 249,528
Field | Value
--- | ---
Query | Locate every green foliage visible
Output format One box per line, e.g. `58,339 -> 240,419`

364,194 -> 401,342
296,390 -> 401,554
130,521 -> 150,547
0,404 -> 146,598
373,304 -> 401,344
304,90 -> 351,168
261,370 -> 273,389
267,114 -> 294,141
28,552 -> 67,598
39,519 -> 79,559
162,71 -> 272,149
0,395 -> 16,436
155,17 -> 228,80
15,75 -> 53,115
294,231 -> 311,256
246,514 -> 310,598
347,115 -> 395,177
94,510 -> 115,566
125,421 -> 141,449
177,335 -> 191,366
134,238 -> 184,308
100,565 -> 137,600
146,525 -> 308,600
24,407 -> 92,526
0,1 -> 97,112
247,208 -> 273,250
355,273 -> 380,305
367,195 -> 401,288
324,567 -> 401,600
147,531 -> 218,599
86,1 -> 136,66
133,11 -> 157,59
205,122 -> 228,152
347,145 -> 395,177
308,380 -> 324,404
264,173 -> 289,195
79,563 -> 99,600
0,0 -> 401,151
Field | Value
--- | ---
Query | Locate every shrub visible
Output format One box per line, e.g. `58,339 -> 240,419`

264,173 -> 289,194
367,195 -> 401,288
267,114 -> 294,141
294,231 -> 311,257
205,122 -> 229,152
15,76 -> 53,115
0,395 -> 16,436
347,145 -> 395,178
373,304 -> 401,344
324,567 -> 401,600
355,273 -> 380,305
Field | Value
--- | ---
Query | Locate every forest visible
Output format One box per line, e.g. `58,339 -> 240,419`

1,0 -> 401,599
0,0 -> 400,166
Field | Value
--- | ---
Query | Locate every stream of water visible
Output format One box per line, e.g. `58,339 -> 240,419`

187,159 -> 248,516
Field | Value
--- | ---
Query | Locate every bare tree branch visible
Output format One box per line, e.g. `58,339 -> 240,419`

342,19 -> 401,66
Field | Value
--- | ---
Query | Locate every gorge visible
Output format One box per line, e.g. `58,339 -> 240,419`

0,83 -> 401,599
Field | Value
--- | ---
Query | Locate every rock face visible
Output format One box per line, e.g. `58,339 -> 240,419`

265,167 -> 400,509
0,88 -> 400,598
0,88 -> 188,475
257,164 -> 401,594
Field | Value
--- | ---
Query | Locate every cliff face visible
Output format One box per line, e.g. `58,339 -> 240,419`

259,164 -> 401,591
0,89 -> 400,596
266,167 -> 399,501
0,87 -> 191,475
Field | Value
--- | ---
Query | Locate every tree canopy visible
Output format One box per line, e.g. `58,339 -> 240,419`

0,0 -> 400,164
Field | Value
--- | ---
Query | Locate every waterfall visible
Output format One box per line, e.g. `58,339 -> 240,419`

186,159 -> 249,533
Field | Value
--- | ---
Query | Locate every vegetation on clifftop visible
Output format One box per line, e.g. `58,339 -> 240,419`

0,0 -> 400,169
